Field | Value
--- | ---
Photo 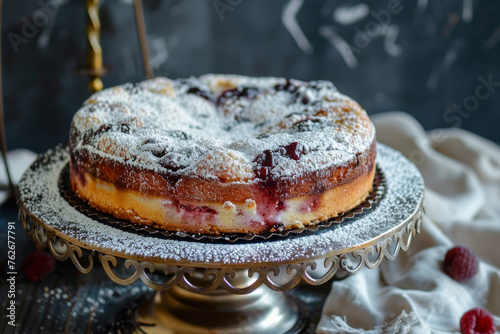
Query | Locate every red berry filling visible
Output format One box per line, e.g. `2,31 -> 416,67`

277,200 -> 287,212
460,308 -> 495,334
254,143 -> 303,182
217,87 -> 260,105
70,156 -> 87,187
164,200 -> 217,225
284,142 -> 302,160
274,78 -> 299,93
444,246 -> 479,281
261,150 -> 273,167
186,87 -> 212,101
255,150 -> 274,184
21,251 -> 56,282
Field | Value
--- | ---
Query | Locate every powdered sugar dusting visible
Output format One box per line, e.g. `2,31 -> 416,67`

70,74 -> 375,182
18,144 -> 424,265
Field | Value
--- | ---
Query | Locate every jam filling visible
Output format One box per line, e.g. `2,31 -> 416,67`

186,87 -> 212,101
254,195 -> 289,227
217,87 -> 260,106
300,196 -> 320,213
284,142 -> 301,160
253,141 -> 303,185
274,78 -> 299,93
165,200 -> 218,225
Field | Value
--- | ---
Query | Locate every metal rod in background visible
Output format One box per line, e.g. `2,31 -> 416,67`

85,0 -> 104,92
0,0 -> 18,201
134,0 -> 154,79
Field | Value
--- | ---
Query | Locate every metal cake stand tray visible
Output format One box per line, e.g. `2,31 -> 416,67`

17,143 -> 424,334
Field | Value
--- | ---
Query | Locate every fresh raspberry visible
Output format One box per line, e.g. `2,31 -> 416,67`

21,251 -> 56,282
444,246 -> 478,281
460,308 -> 495,334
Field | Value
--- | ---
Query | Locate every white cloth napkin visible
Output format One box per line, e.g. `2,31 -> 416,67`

317,112 -> 500,333
0,149 -> 37,204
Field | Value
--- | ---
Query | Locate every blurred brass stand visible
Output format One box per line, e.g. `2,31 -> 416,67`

80,0 -> 106,93
134,0 -> 153,79
77,0 -> 153,92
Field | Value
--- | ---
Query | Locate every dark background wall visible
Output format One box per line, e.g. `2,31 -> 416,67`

2,0 -> 500,153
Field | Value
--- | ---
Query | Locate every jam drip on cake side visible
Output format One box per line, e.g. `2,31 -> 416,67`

250,141 -> 306,229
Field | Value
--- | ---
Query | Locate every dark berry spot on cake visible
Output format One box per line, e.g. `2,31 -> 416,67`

254,150 -> 277,184
122,83 -> 144,95
292,118 -> 332,132
274,79 -> 299,93
158,158 -> 184,171
70,155 -> 86,187
186,87 -> 212,101
82,131 -> 94,145
284,142 -> 302,160
142,138 -> 158,145
94,123 -> 114,135
254,143 -> 303,183
308,80 -> 337,91
91,123 -> 132,138
117,123 -> 131,134
259,166 -> 270,179
151,147 -> 168,158
256,133 -> 270,139
261,150 -> 274,167
217,87 -> 260,105
355,153 -> 361,167
277,200 -> 287,211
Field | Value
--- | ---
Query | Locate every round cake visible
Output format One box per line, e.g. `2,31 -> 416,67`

69,74 -> 376,234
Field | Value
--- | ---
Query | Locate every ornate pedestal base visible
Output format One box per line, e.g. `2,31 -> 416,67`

136,283 -> 308,334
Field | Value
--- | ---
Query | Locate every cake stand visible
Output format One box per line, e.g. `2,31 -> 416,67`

17,144 -> 424,334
